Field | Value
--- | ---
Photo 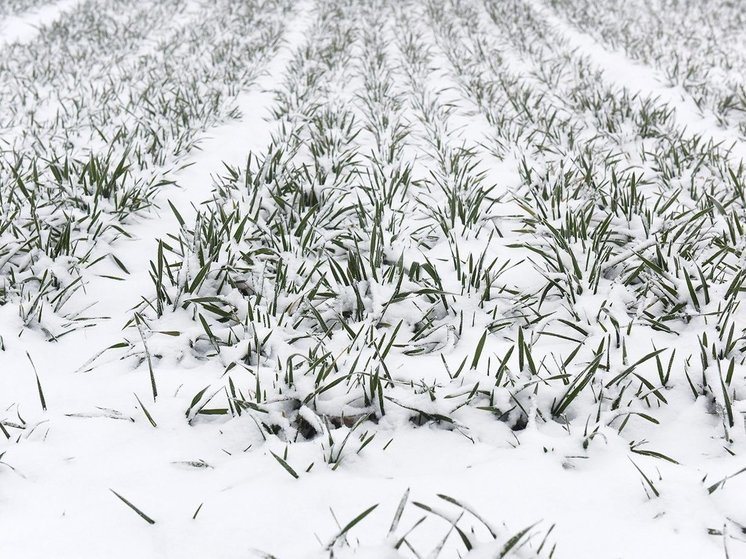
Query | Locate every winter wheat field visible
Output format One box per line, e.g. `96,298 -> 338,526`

2,0 -> 746,557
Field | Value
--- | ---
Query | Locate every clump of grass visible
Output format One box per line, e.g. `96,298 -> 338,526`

314,491 -> 556,558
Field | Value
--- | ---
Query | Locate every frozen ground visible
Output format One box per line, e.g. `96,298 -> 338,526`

1,0 -> 745,558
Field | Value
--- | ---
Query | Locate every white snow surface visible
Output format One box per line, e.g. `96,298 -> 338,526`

0,0 -> 80,46
0,1 -> 745,558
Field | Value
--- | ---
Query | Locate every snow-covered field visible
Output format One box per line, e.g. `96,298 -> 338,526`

1,0 -> 745,557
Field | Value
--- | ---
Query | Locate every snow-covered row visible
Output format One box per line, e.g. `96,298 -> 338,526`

0,0 -> 744,558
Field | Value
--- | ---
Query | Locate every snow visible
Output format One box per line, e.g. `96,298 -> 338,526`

0,0 -> 745,558
529,0 -> 746,163
0,0 -> 80,47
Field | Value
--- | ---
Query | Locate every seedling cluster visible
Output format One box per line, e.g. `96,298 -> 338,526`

1,0 -> 745,556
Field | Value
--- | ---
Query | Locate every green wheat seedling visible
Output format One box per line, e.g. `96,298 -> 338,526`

0,0 -> 292,333
87,0 -> 746,523
316,491 -> 556,558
